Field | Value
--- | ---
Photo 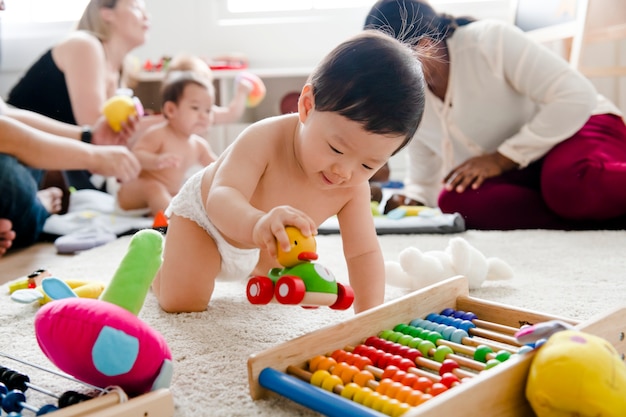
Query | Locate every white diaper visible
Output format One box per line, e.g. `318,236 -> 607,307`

166,168 -> 260,281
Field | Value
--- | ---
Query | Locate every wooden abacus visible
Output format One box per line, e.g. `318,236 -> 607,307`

0,357 -> 174,417
247,276 -> 626,416
46,389 -> 174,417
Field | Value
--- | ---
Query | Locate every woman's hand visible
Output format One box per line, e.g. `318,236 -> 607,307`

252,206 -> 317,259
91,114 -> 139,147
444,152 -> 518,193
90,146 -> 141,183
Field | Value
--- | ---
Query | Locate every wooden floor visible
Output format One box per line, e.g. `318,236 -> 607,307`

0,243 -> 68,286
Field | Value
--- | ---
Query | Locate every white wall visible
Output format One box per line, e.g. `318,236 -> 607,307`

138,1 -> 511,68
0,0 -> 511,98
1,0 -> 623,114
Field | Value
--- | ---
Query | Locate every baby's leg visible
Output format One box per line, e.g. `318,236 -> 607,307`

153,214 -> 221,312
118,178 -> 171,215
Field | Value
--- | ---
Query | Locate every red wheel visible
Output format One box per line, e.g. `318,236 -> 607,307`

329,283 -> 355,310
274,275 -> 306,305
246,276 -> 274,305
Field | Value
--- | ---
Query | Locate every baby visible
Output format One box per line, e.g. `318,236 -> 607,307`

117,71 -> 217,215
166,54 -> 261,125
153,31 -> 426,314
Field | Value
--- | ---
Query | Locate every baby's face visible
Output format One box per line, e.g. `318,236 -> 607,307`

170,84 -> 214,136
298,109 -> 403,190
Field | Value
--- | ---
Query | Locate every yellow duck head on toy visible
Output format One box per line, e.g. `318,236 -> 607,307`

526,329 -> 626,417
276,227 -> 318,268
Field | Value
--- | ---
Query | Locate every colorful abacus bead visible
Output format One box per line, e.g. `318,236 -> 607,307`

0,366 -> 90,408
308,367 -> 410,416
0,383 -> 58,415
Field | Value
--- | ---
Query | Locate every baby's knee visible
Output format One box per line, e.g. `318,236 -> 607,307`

157,294 -> 209,313
152,273 -> 212,313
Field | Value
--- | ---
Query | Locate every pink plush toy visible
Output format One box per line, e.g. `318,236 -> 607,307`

34,229 -> 171,396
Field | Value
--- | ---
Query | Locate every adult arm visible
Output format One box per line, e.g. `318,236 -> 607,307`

444,22 -> 597,192
3,106 -> 136,147
401,139 -> 445,208
0,116 -> 140,182
495,22 -> 597,167
53,32 -> 109,126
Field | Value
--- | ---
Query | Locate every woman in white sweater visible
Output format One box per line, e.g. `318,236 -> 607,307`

365,0 -> 626,229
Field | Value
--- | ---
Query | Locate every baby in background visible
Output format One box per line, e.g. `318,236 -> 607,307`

166,54 -> 260,125
116,71 -> 217,215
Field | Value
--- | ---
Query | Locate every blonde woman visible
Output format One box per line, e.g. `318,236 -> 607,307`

8,0 -> 157,189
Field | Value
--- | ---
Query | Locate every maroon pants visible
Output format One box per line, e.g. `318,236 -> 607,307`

438,114 -> 626,230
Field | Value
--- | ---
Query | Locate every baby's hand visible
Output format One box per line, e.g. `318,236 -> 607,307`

156,153 -> 182,170
235,77 -> 254,95
252,206 -> 317,259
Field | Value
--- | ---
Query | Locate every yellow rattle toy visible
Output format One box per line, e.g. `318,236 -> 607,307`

101,92 -> 144,132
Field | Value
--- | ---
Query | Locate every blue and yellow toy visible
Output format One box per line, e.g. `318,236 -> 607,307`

8,269 -> 105,305
246,226 -> 354,310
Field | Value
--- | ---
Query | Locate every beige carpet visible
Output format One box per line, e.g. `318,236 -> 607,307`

0,229 -> 625,416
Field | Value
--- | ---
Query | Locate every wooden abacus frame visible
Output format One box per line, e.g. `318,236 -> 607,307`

47,388 -> 174,417
247,276 -> 626,416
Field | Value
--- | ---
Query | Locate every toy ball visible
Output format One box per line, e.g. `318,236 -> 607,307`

236,72 -> 266,108
101,95 -> 144,132
526,330 -> 626,417
33,229 -> 171,396
35,298 -> 172,396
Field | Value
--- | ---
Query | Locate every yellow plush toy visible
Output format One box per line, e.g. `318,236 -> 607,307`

526,329 -> 626,417
8,269 -> 105,305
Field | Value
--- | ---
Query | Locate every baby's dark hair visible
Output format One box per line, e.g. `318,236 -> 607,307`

364,0 -> 475,44
308,30 -> 425,153
161,70 -> 214,109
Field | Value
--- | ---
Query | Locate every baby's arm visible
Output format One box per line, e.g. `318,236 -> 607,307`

212,77 -> 253,125
132,129 -> 181,170
206,122 -> 316,256
337,185 -> 386,313
193,135 -> 218,166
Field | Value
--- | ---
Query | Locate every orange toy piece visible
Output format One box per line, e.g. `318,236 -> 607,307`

152,210 -> 169,234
